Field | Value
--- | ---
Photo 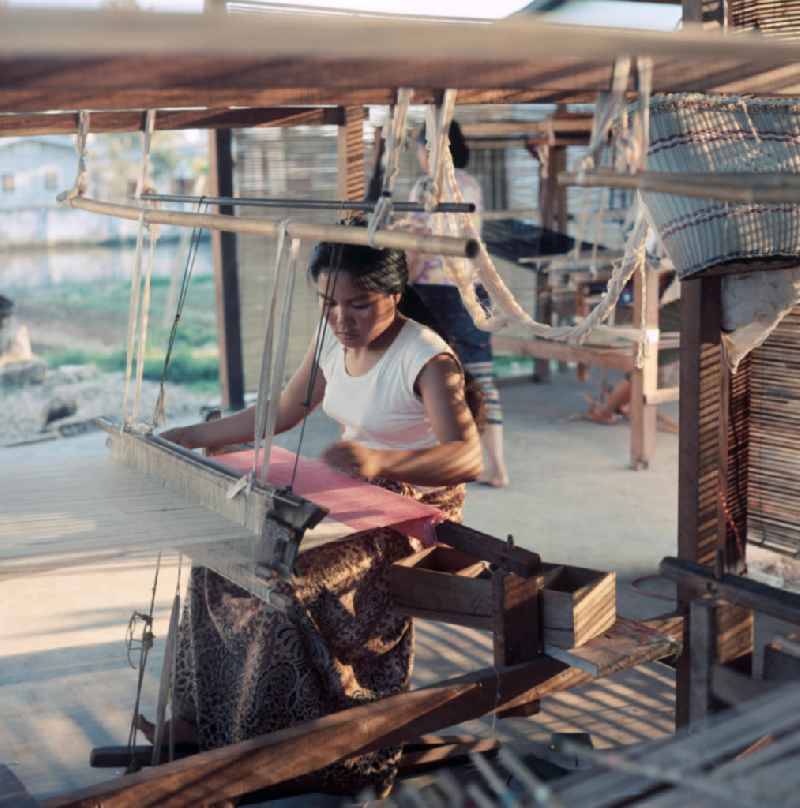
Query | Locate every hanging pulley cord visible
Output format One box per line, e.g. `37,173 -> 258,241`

124,551 -> 162,773
153,198 -> 209,427
289,242 -> 344,490
368,87 -> 413,244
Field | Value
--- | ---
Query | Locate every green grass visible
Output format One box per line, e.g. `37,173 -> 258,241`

36,275 -> 220,387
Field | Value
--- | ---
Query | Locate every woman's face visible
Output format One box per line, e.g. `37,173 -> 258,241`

317,271 -> 399,349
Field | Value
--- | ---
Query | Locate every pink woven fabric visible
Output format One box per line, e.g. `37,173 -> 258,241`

214,446 -> 443,546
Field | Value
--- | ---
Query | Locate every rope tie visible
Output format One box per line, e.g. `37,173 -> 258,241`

153,198 -> 208,428
368,87 -> 412,245
63,110 -> 91,202
422,91 -> 457,213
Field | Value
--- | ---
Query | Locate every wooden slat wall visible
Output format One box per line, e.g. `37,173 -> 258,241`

730,0 -> 800,38
233,124 -> 357,392
337,105 -> 365,201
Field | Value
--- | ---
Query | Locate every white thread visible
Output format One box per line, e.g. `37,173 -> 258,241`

132,226 -> 157,423
259,238 -> 300,484
252,224 -> 288,481
121,112 -> 158,426
122,212 -> 146,426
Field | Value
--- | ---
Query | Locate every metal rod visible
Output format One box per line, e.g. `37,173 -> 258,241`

140,192 -> 475,214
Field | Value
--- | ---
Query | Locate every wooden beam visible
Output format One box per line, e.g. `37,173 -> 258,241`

710,663 -> 766,706
630,267 -> 661,470
209,128 -> 245,411
43,617 -> 677,808
466,135 -> 591,150
4,9 -> 799,67
0,107 -> 342,138
0,85 -> 606,116
434,521 -> 540,577
492,334 -> 636,372
493,570 -> 542,718
460,115 -> 593,140
661,557 -> 800,626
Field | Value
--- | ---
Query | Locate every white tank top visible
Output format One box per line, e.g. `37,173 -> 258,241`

318,319 -> 454,451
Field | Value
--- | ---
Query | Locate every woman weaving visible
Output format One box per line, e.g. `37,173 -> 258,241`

138,239 -> 482,799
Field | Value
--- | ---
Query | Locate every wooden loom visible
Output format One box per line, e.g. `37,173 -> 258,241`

8,2 -> 800,804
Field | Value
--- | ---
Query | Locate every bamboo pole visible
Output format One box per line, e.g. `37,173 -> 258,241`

561,170 -> 800,204
61,195 -> 479,257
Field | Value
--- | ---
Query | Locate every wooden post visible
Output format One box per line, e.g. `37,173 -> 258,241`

534,271 -> 552,382
209,128 -> 245,411
337,105 -> 365,202
630,266 -> 660,470
689,596 -> 718,723
678,276 -> 723,570
675,274 -> 753,726
535,143 -> 567,382
493,570 -> 542,718
676,275 -> 722,725
719,354 -> 750,574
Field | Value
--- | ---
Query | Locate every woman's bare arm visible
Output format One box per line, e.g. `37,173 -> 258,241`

322,354 -> 482,486
161,338 -> 327,449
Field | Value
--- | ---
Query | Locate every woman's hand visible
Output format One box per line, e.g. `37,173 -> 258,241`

322,441 -> 383,479
160,425 -> 202,449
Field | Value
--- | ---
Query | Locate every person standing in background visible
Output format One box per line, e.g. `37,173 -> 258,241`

407,121 -> 510,488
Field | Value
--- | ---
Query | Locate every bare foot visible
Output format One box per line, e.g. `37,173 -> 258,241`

657,413 -> 679,434
477,474 -> 510,488
583,405 -> 620,425
134,714 -> 198,746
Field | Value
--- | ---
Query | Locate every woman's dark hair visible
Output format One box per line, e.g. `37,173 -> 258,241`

308,235 -> 485,429
416,120 -> 470,170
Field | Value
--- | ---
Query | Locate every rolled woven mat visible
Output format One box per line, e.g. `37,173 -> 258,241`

641,94 -> 800,279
